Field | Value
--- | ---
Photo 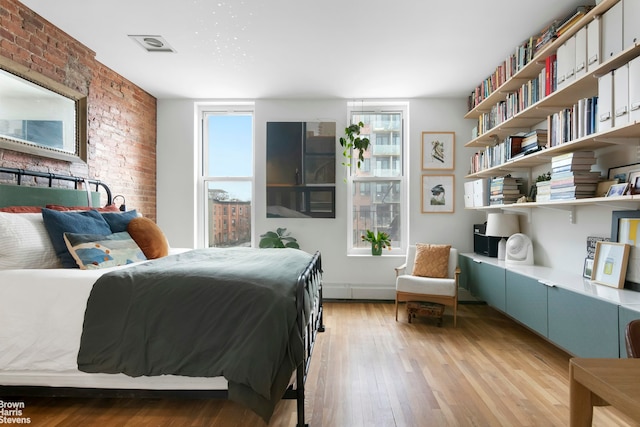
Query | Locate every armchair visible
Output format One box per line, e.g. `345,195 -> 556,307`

395,244 -> 460,326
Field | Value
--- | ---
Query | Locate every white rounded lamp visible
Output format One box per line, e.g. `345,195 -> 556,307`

485,213 -> 520,260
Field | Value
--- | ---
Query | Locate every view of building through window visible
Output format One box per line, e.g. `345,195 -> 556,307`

202,110 -> 254,248
349,109 -> 404,252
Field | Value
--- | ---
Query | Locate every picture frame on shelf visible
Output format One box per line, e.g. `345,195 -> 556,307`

627,170 -> 640,194
606,182 -> 629,197
611,210 -> 640,290
422,131 -> 455,170
591,241 -> 631,289
583,258 -> 594,279
607,162 -> 640,183
596,179 -> 618,197
421,174 -> 455,213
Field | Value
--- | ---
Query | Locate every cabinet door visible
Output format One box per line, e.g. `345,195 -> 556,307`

619,306 -> 640,358
458,254 -> 472,291
505,271 -> 548,337
473,261 -> 506,311
548,286 -> 618,358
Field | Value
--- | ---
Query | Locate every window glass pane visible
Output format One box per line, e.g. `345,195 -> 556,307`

351,112 -> 402,178
352,179 -> 401,248
207,115 -> 252,177
205,181 -> 251,248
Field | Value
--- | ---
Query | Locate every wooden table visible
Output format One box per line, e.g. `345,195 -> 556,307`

569,358 -> 640,426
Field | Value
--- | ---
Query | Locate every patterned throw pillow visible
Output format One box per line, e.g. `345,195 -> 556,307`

63,231 -> 147,270
412,243 -> 451,278
41,208 -> 113,268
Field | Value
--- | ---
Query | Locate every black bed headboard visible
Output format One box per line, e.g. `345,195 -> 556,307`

0,167 -> 112,208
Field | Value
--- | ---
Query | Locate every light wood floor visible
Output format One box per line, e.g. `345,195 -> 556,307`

9,302 -> 640,426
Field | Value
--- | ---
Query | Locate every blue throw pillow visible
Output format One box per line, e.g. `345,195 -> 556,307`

41,208 -> 112,268
101,209 -> 138,233
64,231 -> 147,269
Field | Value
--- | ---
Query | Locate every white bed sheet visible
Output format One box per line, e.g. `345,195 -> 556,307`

0,248 -> 228,390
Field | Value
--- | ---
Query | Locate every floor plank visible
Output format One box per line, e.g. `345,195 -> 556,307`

4,302 -> 639,426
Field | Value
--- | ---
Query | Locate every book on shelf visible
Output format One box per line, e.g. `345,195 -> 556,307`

550,183 -> 598,193
555,6 -> 594,37
550,171 -> 601,186
551,151 -> 595,161
551,163 -> 595,174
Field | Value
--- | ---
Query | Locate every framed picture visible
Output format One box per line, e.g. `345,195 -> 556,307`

583,258 -> 594,279
591,241 -> 631,288
611,210 -> 640,289
606,182 -> 629,197
628,170 -> 640,194
421,174 -> 455,213
422,131 -> 455,170
596,179 -> 618,197
608,162 -> 640,183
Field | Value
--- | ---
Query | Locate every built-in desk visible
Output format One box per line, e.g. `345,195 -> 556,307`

460,253 -> 640,358
569,358 -> 640,426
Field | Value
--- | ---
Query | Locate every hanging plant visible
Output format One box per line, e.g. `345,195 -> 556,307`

339,121 -> 370,171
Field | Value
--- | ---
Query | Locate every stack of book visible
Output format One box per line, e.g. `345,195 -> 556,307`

490,176 -> 523,205
512,129 -> 548,159
549,151 -> 600,200
536,181 -> 552,202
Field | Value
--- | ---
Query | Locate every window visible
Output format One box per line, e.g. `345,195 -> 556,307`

200,105 -> 254,248
348,103 -> 407,254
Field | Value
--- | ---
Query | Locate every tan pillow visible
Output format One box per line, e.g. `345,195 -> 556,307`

127,217 -> 169,259
412,243 -> 451,278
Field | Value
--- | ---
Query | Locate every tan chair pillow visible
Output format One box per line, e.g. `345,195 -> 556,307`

127,217 -> 169,259
412,243 -> 451,278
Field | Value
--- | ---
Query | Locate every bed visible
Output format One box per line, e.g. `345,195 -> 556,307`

0,168 -> 324,427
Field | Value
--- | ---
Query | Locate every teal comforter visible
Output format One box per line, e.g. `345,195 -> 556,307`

77,247 -> 313,422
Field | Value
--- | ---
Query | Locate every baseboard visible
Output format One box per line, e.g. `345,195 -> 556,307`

323,282 -> 480,302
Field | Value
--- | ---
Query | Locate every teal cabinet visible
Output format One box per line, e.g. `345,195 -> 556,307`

619,306 -> 640,358
466,258 -> 506,312
548,286 -> 619,358
457,254 -> 472,291
505,271 -> 548,337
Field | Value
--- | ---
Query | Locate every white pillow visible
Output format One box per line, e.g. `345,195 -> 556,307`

0,212 -> 61,270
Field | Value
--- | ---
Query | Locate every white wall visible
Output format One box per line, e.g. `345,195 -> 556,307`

157,97 -> 482,298
157,97 -> 636,299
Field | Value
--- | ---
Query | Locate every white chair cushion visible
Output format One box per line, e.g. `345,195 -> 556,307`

396,275 -> 456,296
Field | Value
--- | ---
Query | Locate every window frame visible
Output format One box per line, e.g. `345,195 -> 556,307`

346,102 -> 408,256
197,102 -> 255,249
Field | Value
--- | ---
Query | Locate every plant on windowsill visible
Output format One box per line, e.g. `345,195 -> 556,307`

339,121 -> 370,174
259,227 -> 300,249
361,229 -> 391,256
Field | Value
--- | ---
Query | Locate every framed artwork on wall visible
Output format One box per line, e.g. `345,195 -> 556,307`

591,241 -> 630,288
421,174 -> 454,213
422,131 -> 455,170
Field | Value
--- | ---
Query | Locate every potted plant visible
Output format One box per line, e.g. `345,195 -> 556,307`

259,227 -> 300,249
339,121 -> 370,172
361,229 -> 391,256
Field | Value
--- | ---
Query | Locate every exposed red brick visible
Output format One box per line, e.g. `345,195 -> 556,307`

0,0 -> 157,221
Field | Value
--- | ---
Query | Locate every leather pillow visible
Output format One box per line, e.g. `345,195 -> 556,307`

412,243 -> 451,278
127,217 -> 169,259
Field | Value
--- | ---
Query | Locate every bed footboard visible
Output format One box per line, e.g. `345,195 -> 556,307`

283,250 -> 324,427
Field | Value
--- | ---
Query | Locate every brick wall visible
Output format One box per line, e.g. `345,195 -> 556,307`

0,0 -> 157,220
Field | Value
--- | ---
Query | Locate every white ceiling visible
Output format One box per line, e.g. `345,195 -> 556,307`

21,0 -> 586,100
